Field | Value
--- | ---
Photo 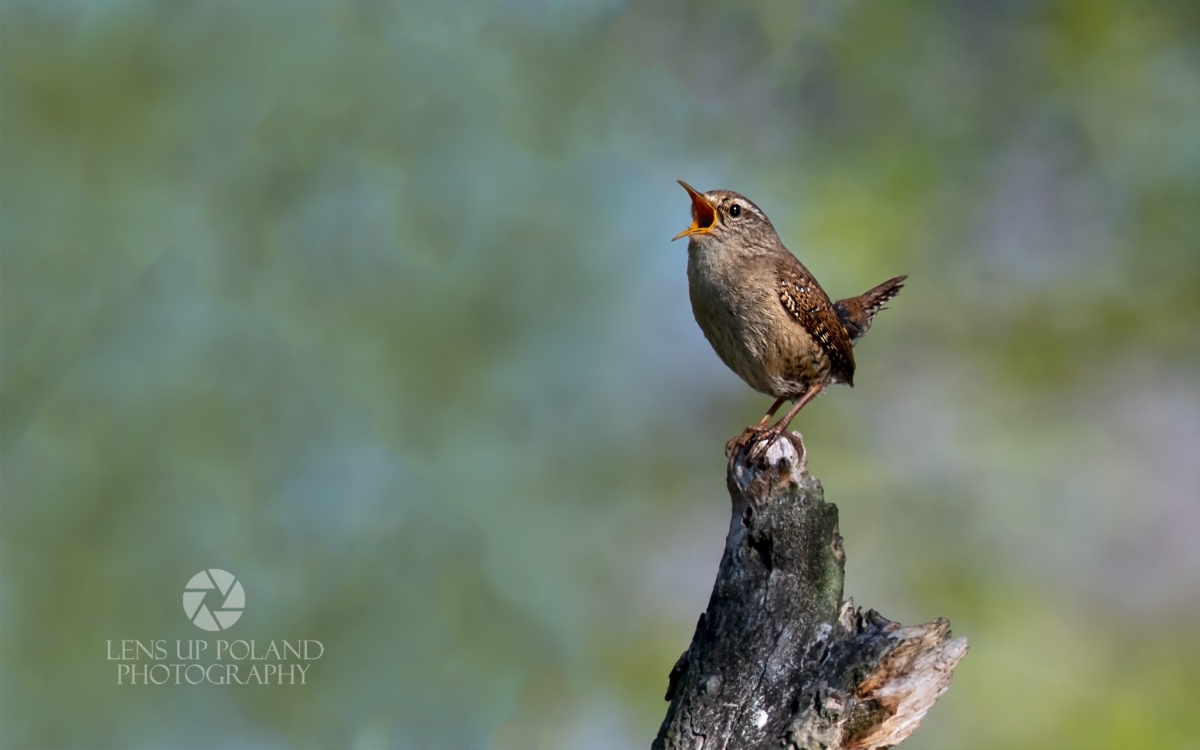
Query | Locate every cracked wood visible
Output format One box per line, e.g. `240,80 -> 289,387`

653,438 -> 967,750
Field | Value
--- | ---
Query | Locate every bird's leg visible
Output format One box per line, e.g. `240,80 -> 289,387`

771,384 -> 824,432
757,397 -> 788,427
748,384 -> 825,460
725,397 -> 788,455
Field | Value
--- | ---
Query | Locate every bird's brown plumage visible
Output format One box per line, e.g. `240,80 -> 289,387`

835,275 -> 907,343
777,262 -> 856,387
673,181 -> 904,450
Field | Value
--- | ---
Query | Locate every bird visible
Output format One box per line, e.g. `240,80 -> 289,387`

673,180 -> 906,457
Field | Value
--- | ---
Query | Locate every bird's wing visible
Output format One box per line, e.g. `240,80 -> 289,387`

777,264 -> 857,385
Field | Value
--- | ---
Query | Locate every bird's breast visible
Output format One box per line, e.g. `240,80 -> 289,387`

686,247 -> 820,397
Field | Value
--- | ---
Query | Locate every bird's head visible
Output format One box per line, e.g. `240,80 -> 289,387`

672,181 -> 775,249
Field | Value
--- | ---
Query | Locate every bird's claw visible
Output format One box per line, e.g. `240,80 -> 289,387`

725,425 -> 764,457
746,427 -> 784,462
726,425 -> 806,464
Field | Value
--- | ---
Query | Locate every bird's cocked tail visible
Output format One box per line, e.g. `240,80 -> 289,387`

834,275 -> 907,343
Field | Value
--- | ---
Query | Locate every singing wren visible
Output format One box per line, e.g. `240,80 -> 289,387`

673,181 -> 906,455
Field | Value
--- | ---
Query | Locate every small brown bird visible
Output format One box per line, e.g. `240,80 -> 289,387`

673,181 -> 905,455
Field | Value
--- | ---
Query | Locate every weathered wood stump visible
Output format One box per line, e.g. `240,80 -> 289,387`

653,436 -> 967,750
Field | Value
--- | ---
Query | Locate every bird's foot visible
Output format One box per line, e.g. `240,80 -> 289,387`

725,424 -> 769,456
745,426 -> 783,462
745,425 -> 806,464
725,424 -> 805,464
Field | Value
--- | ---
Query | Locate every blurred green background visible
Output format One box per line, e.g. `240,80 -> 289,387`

3,0 -> 1198,748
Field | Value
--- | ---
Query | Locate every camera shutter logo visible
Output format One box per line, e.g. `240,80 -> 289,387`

182,569 -> 245,631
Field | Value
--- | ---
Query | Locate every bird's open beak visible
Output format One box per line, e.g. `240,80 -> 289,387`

673,181 -> 717,241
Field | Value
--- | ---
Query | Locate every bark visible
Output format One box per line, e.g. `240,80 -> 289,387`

653,436 -> 967,750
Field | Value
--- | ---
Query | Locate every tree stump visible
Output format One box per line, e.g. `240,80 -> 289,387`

653,436 -> 967,750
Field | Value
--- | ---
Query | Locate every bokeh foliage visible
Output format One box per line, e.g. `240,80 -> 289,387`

3,1 -> 1198,748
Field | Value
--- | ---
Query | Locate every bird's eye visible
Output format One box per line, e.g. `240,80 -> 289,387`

729,204 -> 742,218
